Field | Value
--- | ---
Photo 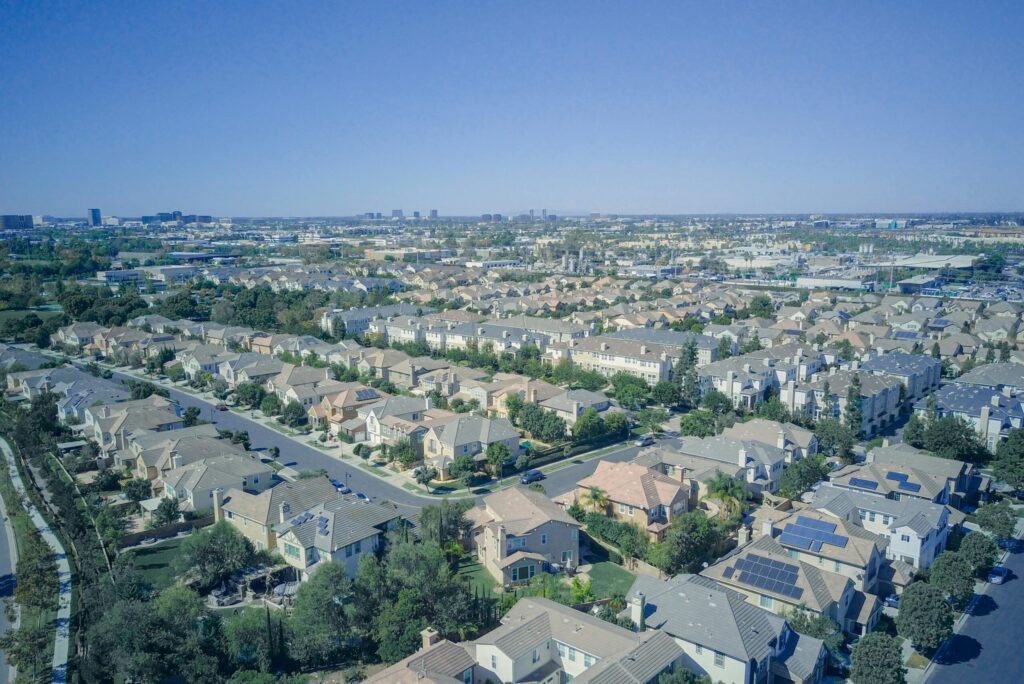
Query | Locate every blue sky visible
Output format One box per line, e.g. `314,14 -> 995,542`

1,1 -> 1022,216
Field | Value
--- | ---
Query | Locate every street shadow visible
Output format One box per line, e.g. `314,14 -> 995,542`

934,635 -> 982,666
968,594 -> 997,617
0,572 -> 15,598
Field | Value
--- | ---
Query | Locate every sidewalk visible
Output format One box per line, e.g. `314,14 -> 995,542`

1,436 -> 71,684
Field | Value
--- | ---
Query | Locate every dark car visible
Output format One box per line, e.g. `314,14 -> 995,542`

520,469 -> 544,485
988,565 -> 1009,584
215,403 -> 229,411
883,594 -> 900,608
355,492 -> 370,502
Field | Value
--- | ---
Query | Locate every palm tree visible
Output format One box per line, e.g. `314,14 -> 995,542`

416,466 -> 438,494
583,486 -> 609,514
703,471 -> 747,520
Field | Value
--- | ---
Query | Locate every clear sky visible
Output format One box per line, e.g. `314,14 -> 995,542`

2,0 -> 1022,217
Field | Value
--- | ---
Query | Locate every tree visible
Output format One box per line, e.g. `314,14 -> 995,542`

176,521 -> 255,591
603,411 -> 629,439
923,415 -> 986,461
418,499 -> 472,546
929,551 -> 975,606
449,453 -> 476,481
703,471 -> 746,520
651,381 -> 681,407
897,581 -> 953,652
844,374 -> 864,439
415,465 -> 439,493
290,561 -> 352,668
700,390 -> 733,416
679,410 -> 717,438
610,372 -> 650,410
573,408 -> 605,443
994,428 -> 1024,492
680,366 -> 701,410
783,605 -> 843,657
748,295 -> 774,319
280,399 -> 307,427
183,405 -> 201,427
390,438 -> 420,469
648,510 -> 721,574
504,393 -> 524,426
259,394 -> 281,416
715,337 -> 733,360
974,501 -> 1016,540
236,382 -> 266,408
658,670 -> 712,684
850,632 -> 906,684
582,486 -> 610,513
224,605 -> 285,673
778,455 -> 830,499
485,442 -> 511,477
122,477 -> 153,503
152,496 -> 181,527
903,413 -> 927,449
635,407 -> 668,434
958,530 -> 998,575
815,418 -> 855,463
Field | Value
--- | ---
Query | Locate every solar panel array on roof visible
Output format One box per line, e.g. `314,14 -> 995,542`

893,331 -> 920,340
290,512 -> 314,526
899,481 -> 922,493
780,516 -> 849,553
886,471 -> 922,493
732,553 -> 803,600
849,477 -> 879,490
355,389 -> 378,401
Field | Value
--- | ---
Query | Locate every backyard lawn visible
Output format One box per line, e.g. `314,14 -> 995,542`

586,561 -> 635,598
457,557 -> 499,595
125,537 -> 185,590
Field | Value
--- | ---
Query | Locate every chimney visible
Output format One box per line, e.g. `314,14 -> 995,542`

738,447 -> 748,467
882,437 -> 890,447
600,342 -> 609,351
991,395 -> 1001,407
738,526 -> 751,545
1003,386 -> 1013,398
761,519 -> 774,539
630,592 -> 646,631
641,345 -> 649,355
421,627 -> 440,650
851,360 -> 860,370
763,357 -> 771,367
212,488 -> 224,521
170,450 -> 182,469
531,388 -> 538,402
980,405 -> 991,441
743,363 -> 751,373
279,501 -> 290,523
777,430 -> 786,450
477,327 -> 485,335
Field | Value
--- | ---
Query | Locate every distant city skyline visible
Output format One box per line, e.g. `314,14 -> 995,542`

2,1 -> 1022,216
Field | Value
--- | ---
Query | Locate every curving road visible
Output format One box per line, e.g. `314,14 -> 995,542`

0,487 -> 18,684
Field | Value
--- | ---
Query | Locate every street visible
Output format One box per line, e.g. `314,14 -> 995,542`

0,491 -> 17,684
927,541 -> 1024,684
95,365 -> 655,512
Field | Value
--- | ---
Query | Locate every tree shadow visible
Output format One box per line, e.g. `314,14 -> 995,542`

968,594 -> 997,617
934,635 -> 982,666
0,572 -> 15,598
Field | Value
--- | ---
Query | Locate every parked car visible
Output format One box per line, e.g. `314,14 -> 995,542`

520,469 -> 544,485
883,594 -> 900,608
329,478 -> 351,494
988,565 -> 1009,584
355,492 -> 370,502
215,403 -> 229,411
634,436 -> 655,447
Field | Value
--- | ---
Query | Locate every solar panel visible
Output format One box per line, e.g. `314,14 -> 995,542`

886,471 -> 909,482
796,516 -> 838,534
723,567 -> 734,579
779,532 -> 813,549
899,481 -> 922,493
849,477 -> 879,490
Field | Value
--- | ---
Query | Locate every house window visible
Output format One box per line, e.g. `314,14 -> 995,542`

569,647 -> 577,662
714,652 -> 725,668
834,561 -> 841,572
859,510 -> 867,520
463,668 -> 472,684
901,534 -> 911,543
760,595 -> 773,609
283,543 -> 300,559
627,505 -> 635,516
557,643 -> 566,657
868,512 -> 876,522
882,515 -> 891,525
696,645 -> 703,655
345,544 -> 353,558
562,550 -> 573,564
584,654 -> 594,667
253,475 -> 259,484
491,655 -> 497,670
532,648 -> 541,663
618,503 -> 626,514
354,540 -> 361,554
541,534 -> 548,544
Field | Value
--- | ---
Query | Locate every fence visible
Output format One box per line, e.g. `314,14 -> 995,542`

117,515 -> 213,549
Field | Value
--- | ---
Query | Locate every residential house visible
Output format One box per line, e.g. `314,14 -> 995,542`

537,389 -> 616,431
422,414 -> 520,477
624,574 -> 827,684
916,382 -> 1024,451
84,395 -> 184,454
363,630 -> 477,684
273,494 -> 403,579
559,461 -> 690,540
466,486 -> 582,585
161,454 -> 274,514
218,353 -> 286,388
179,344 -> 240,380
215,476 -> 346,551
955,362 -> 1024,394
866,442 -> 984,508
780,369 -> 902,438
860,352 -> 942,403
721,418 -> 817,464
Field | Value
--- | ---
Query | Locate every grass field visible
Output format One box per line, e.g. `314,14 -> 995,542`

457,557 -> 498,595
125,537 -> 185,590
586,561 -> 635,598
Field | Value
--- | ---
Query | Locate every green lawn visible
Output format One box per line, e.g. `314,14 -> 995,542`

124,537 -> 185,590
457,558 -> 499,595
587,561 -> 635,598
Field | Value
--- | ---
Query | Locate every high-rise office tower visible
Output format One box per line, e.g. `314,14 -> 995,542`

413,211 -> 420,219
429,209 -> 438,219
88,208 -> 101,226
391,209 -> 404,219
